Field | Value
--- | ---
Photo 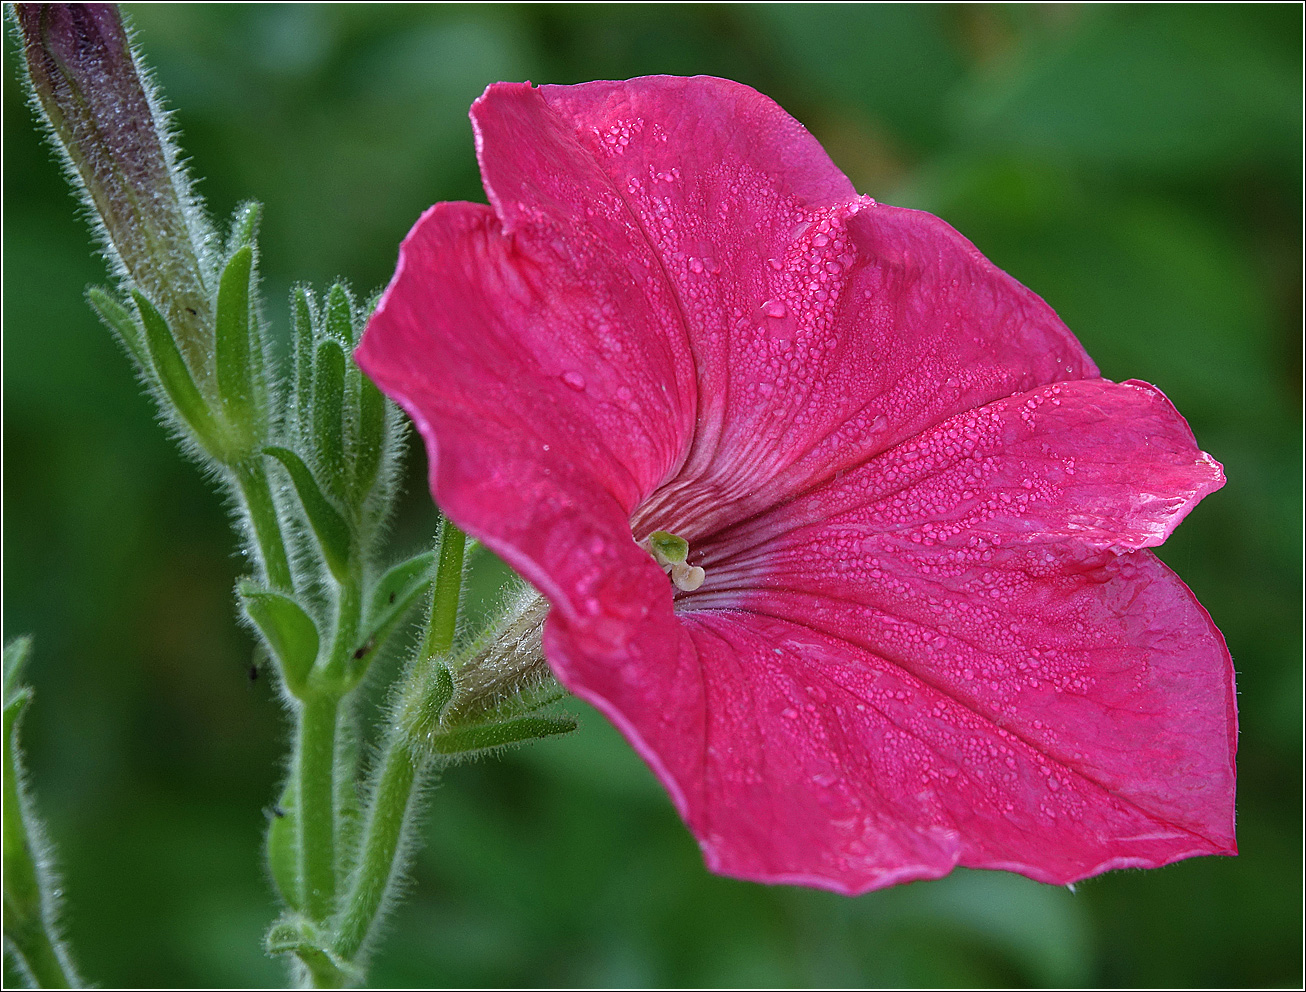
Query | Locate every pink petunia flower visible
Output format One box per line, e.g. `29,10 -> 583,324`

356,76 -> 1236,894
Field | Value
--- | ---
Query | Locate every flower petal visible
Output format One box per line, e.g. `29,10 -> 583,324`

472,78 -> 1099,541
646,378 -> 1235,888
356,200 -> 685,627
545,549 -> 1233,894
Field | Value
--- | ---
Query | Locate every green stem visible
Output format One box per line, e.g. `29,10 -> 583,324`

421,519 -> 465,660
297,694 -> 339,922
330,739 -> 422,962
235,459 -> 293,592
331,521 -> 466,965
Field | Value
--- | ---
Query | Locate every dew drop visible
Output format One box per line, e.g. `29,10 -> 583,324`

762,299 -> 787,318
562,370 -> 587,392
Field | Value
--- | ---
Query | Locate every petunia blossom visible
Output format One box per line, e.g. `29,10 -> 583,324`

356,75 -> 1237,894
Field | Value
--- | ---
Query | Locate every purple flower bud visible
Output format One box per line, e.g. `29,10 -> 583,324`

15,3 -> 214,379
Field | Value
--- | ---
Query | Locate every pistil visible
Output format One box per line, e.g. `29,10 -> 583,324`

640,530 -> 706,592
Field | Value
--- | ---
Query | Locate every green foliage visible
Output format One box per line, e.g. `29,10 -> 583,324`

263,445 -> 352,582
214,244 -> 259,447
239,584 -> 320,699
3,639 -> 82,989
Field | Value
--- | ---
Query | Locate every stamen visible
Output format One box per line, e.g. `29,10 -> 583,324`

640,529 -> 706,591
670,561 -> 706,592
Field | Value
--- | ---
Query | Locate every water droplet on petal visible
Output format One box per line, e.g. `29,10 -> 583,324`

562,370 -> 587,392
762,300 -> 787,318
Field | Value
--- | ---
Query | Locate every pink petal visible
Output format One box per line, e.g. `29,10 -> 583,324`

356,198 -> 692,628
544,549 -> 1233,894
658,378 -> 1234,889
471,78 -> 1098,540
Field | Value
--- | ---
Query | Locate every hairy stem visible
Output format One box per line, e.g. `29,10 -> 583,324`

297,694 -> 340,922
234,459 -> 293,593
331,520 -> 466,964
331,738 -> 421,962
422,519 -> 465,660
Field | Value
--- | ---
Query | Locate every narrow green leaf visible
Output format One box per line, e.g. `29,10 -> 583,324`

4,639 -> 83,989
132,290 -> 221,450
3,637 -> 33,708
359,553 -> 435,654
291,287 -> 316,434
263,915 -> 352,985
426,714 -> 577,756
263,446 -> 351,581
86,287 -> 148,370
312,339 -> 347,496
265,781 -> 301,910
239,582 -> 319,697
353,375 -> 387,503
324,283 -> 354,345
215,244 -> 256,437
228,200 -> 261,252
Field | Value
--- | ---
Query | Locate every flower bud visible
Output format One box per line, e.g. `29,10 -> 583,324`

15,3 -> 214,380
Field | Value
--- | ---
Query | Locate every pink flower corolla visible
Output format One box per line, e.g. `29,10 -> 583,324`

357,76 -> 1237,894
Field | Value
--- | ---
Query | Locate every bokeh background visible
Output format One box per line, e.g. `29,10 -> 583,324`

4,3 -> 1301,987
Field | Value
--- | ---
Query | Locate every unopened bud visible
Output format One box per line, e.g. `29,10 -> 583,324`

16,3 -> 214,379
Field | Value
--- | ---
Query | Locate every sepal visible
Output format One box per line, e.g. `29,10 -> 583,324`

426,715 -> 577,756
214,244 -> 258,447
312,338 -> 348,496
86,287 -> 148,370
291,287 -> 317,433
263,447 -> 352,582
357,553 -> 437,661
132,289 -> 224,455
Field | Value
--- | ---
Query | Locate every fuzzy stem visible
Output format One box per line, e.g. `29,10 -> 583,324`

330,739 -> 421,963
297,694 -> 339,923
422,519 -> 465,660
330,521 -> 466,964
234,459 -> 293,593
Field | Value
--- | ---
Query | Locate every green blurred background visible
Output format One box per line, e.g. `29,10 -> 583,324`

4,3 -> 1301,987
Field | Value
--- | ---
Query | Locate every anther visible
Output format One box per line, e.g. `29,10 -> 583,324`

640,530 -> 706,591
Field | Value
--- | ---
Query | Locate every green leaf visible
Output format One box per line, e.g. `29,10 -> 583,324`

265,781 -> 301,910
3,636 -> 33,710
3,639 -> 82,988
291,286 -> 316,433
359,553 -> 435,654
132,289 -> 222,452
227,200 -> 261,252
353,375 -> 387,503
239,582 -> 319,697
86,287 -> 148,370
426,714 -> 577,757
263,446 -> 352,581
312,339 -> 347,496
215,244 -> 257,440
324,283 -> 354,345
